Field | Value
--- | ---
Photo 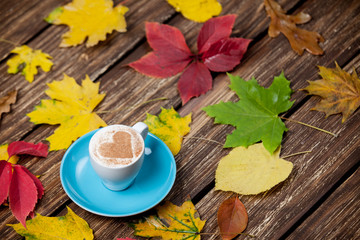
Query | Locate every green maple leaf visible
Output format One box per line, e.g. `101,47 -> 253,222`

203,72 -> 294,154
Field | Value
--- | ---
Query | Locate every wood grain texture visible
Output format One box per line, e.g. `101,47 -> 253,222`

0,0 -> 359,239
287,168 -> 360,239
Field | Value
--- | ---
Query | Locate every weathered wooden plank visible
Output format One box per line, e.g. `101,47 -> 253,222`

0,0 -> 302,238
1,0 -> 359,239
194,54 -> 360,239
0,0 -> 67,61
0,0 -> 175,143
286,167 -> 360,239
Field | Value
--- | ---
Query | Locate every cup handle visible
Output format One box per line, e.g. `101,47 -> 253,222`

132,122 -> 148,140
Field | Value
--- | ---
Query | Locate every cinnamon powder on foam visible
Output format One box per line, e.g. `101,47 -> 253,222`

94,129 -> 143,166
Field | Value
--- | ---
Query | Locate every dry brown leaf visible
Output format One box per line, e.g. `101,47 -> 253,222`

303,62 -> 360,122
0,90 -> 17,119
264,0 -> 324,55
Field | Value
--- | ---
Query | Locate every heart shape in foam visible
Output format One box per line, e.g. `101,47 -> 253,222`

98,131 -> 134,159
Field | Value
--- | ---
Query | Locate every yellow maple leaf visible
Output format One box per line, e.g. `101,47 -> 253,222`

215,143 -> 293,195
7,45 -> 53,83
131,199 -> 205,240
303,62 -> 360,122
8,206 -> 93,240
167,0 -> 222,22
45,0 -> 128,47
0,144 -> 19,164
144,107 -> 191,155
27,74 -> 107,151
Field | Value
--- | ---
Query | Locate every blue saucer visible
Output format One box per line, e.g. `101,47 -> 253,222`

60,130 -> 176,217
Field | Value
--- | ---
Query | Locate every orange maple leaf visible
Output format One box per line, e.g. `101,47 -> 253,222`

303,62 -> 360,122
264,0 -> 324,55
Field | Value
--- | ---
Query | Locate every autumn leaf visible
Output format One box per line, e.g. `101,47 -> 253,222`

130,199 -> 205,240
203,72 -> 294,154
0,144 -> 19,164
167,0 -> 222,22
217,196 -> 248,240
0,90 -> 17,120
303,62 -> 360,122
117,238 -> 136,240
27,74 -> 107,151
144,107 -> 191,155
0,141 -> 48,227
46,0 -> 128,47
7,45 -> 53,82
264,0 -> 324,55
8,206 -> 94,239
215,143 -> 293,195
129,15 -> 251,104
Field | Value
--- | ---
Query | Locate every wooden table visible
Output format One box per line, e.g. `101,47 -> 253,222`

1,0 -> 359,239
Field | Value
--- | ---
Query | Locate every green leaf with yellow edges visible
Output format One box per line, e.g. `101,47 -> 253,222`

7,45 -> 53,83
8,206 -> 94,240
144,107 -> 191,155
130,199 -> 205,240
27,74 -> 107,151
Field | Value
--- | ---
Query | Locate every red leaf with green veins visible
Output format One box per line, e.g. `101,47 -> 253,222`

9,165 -> 38,227
0,160 -> 12,204
129,15 -> 251,104
198,14 -> 236,53
7,141 -> 48,159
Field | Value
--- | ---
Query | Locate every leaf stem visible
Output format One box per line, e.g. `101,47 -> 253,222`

96,97 -> 167,114
281,117 -> 338,137
183,136 -> 222,145
0,38 -> 18,46
281,150 -> 312,159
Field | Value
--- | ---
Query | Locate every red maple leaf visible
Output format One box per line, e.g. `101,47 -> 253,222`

129,15 -> 251,104
0,141 -> 48,227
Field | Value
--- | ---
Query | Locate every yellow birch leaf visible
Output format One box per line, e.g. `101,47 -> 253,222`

215,143 -> 293,195
27,74 -> 107,151
144,107 -> 191,155
8,206 -> 93,240
7,45 -> 53,83
0,144 -> 19,164
130,199 -> 205,240
45,0 -> 128,47
167,0 -> 222,22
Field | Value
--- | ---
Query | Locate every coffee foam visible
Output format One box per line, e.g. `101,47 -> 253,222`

90,125 -> 144,168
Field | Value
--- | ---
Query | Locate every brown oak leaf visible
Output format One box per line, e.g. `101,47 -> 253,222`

303,62 -> 360,122
264,0 -> 324,55
0,90 -> 17,119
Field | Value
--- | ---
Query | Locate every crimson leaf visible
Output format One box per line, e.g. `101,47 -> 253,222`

0,160 -> 12,204
7,141 -> 48,159
9,165 -> 38,227
129,15 -> 251,105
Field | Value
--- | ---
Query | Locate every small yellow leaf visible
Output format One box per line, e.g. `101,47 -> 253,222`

27,74 -> 107,151
131,199 -> 205,240
167,0 -> 222,22
144,107 -> 191,155
46,0 -> 128,47
8,206 -> 94,240
215,143 -> 293,195
7,45 -> 53,83
0,144 -> 19,164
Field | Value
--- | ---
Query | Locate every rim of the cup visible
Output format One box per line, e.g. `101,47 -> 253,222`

89,124 -> 145,169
